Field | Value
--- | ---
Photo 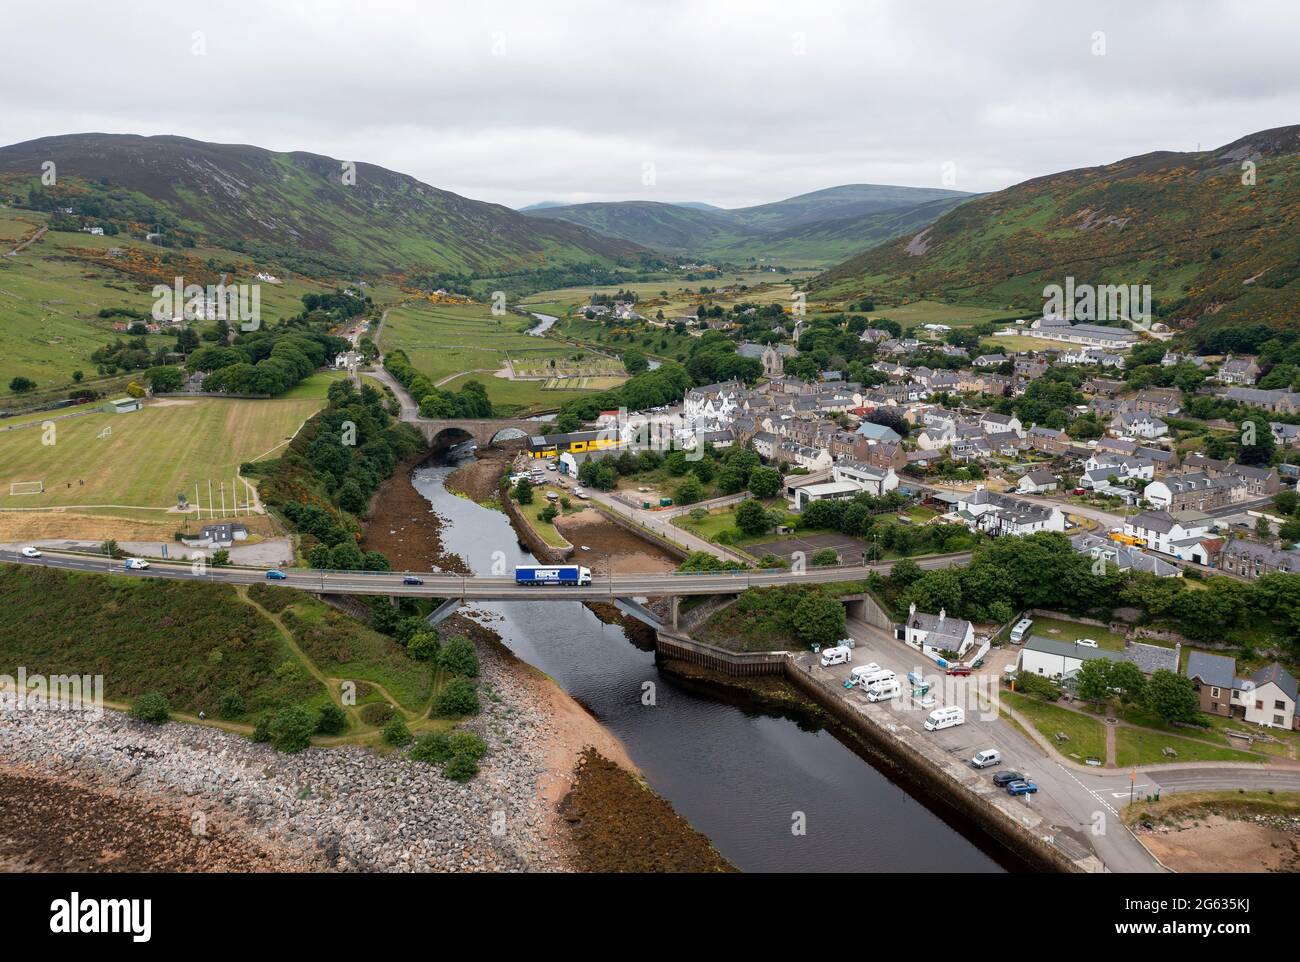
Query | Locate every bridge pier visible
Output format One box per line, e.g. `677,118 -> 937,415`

613,597 -> 667,631
425,597 -> 463,627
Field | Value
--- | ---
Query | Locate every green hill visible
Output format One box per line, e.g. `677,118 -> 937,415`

522,184 -> 971,266
0,133 -> 647,278
811,126 -> 1300,336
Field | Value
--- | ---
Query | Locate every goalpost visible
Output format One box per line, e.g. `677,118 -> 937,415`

8,481 -> 44,495
97,425 -> 112,439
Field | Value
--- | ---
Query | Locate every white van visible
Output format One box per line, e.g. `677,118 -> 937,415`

1009,618 -> 1033,643
123,557 -> 151,570
819,646 -> 852,668
971,748 -> 1001,769
865,679 -> 901,702
924,706 -> 966,731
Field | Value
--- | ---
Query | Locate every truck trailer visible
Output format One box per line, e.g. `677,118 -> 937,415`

514,564 -> 592,586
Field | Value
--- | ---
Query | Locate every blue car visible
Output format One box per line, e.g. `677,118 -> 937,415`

1005,779 -> 1038,796
402,576 -> 424,586
265,570 -> 288,580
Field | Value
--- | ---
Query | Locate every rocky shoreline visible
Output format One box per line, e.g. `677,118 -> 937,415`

0,632 -> 575,872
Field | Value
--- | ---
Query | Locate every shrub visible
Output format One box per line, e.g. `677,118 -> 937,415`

447,730 -> 488,762
433,678 -> 480,717
252,715 -> 273,742
269,706 -> 315,753
409,731 -> 453,765
131,692 -> 170,724
439,636 -> 479,677
315,703 -> 348,735
382,717 -> 412,746
408,630 -> 441,663
217,689 -> 246,719
443,753 -> 479,782
810,548 -> 840,567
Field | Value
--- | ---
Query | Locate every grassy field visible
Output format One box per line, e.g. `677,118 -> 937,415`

0,395 -> 323,512
1023,615 -> 1128,652
855,299 -> 1018,330
1113,726 -> 1262,766
0,212 -> 341,395
379,299 -> 616,415
1002,690 -> 1109,763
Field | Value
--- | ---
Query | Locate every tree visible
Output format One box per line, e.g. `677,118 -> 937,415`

1074,659 -> 1113,704
217,690 -> 245,719
316,704 -> 347,735
674,474 -> 704,505
735,498 -> 772,536
540,503 -> 558,523
513,477 -> 534,504
440,636 -> 480,677
407,630 -> 441,663
1143,669 -> 1200,725
100,539 -> 121,559
889,557 -> 923,589
1108,661 -> 1147,703
131,692 -> 170,724
145,365 -> 184,392
748,466 -> 780,498
210,548 -> 230,566
1256,515 -> 1273,539
269,706 -> 315,753
72,370 -> 84,383
623,349 -> 648,374
793,590 -> 846,646
409,731 -> 453,765
1238,413 -> 1275,466
8,376 -> 35,393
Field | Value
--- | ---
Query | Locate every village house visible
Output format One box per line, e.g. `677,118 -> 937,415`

1019,635 -> 1178,683
951,487 -> 1067,537
902,604 -> 976,658
1122,509 -> 1213,556
1143,470 -> 1246,512
1186,652 -> 1299,730
1215,355 -> 1262,386
1224,387 -> 1300,415
1219,539 -> 1300,580
1016,469 -> 1059,495
1070,533 -> 1183,576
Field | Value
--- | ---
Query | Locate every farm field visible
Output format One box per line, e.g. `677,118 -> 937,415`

0,395 -> 323,515
379,299 -> 619,414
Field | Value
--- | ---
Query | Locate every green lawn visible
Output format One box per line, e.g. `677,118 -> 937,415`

0,395 -> 323,511
1113,726 -> 1263,766
1024,615 -> 1128,651
1002,690 -> 1109,763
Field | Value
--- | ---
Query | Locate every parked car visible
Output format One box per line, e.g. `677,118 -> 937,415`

265,569 -> 288,580
402,576 -> 425,586
20,546 -> 41,558
971,749 -> 1002,769
1006,780 -> 1039,796
946,665 -> 972,676
991,770 -> 1025,787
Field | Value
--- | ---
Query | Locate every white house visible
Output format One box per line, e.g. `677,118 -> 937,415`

1016,469 -> 1059,495
979,412 -> 1024,438
1122,509 -> 1212,555
951,487 -> 1066,537
1018,634 -> 1178,682
902,604 -> 976,658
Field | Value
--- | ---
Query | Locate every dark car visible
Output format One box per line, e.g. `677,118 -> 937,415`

991,770 -> 1025,787
1006,780 -> 1039,796
402,576 -> 425,586
946,665 -> 972,676
265,570 -> 288,580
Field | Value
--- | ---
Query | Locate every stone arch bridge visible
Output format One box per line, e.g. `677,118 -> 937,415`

416,419 -> 539,449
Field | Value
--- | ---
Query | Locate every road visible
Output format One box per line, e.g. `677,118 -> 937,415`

0,546 -> 970,599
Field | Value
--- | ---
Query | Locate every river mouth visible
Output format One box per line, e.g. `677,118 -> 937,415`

410,445 -> 1024,873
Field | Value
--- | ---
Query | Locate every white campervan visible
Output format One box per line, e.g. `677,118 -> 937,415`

923,706 -> 965,731
819,645 -> 852,668
855,669 -> 896,691
865,678 -> 901,702
1009,618 -> 1033,643
847,663 -> 882,686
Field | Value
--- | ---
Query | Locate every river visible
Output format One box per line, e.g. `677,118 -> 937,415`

414,450 -> 1009,872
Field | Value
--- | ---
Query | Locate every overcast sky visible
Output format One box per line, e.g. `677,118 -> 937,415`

3,0 -> 1297,209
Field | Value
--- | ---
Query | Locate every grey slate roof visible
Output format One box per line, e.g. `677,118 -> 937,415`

1186,651 -> 1237,689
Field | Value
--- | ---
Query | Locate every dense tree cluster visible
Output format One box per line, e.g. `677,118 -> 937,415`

382,349 -> 494,418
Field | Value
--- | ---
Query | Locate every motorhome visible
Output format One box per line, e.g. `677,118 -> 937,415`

1009,618 -> 1033,643
865,678 -> 901,702
848,663 -> 883,685
855,668 -> 896,690
923,706 -> 965,731
819,645 -> 852,668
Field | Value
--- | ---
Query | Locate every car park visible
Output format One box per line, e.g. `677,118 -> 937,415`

1006,780 -> 1039,796
265,569 -> 288,580
991,770 -> 1025,787
865,679 -> 901,702
20,546 -> 41,558
923,705 -> 965,731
